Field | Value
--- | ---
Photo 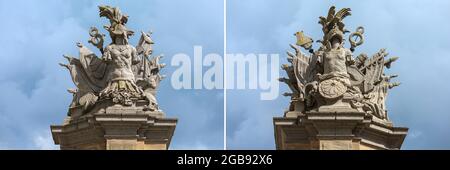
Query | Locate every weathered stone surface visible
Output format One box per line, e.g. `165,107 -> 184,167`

274,112 -> 408,150
60,5 -> 165,117
51,113 -> 177,150
275,6 -> 408,150
280,6 -> 401,122
51,5 -> 177,150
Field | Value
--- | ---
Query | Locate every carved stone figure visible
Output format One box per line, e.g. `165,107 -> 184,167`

60,5 -> 165,119
280,6 -> 401,122
51,5 -> 177,150
274,6 -> 407,150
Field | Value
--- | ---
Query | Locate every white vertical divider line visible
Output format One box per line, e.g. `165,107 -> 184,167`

223,0 -> 227,150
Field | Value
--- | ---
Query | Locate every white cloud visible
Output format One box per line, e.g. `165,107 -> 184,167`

33,132 -> 58,150
409,131 -> 423,139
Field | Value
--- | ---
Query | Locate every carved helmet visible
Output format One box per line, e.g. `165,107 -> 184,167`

98,5 -> 134,42
318,6 -> 351,46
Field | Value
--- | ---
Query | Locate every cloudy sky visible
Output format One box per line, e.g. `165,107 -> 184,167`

1,0 -> 449,150
227,0 -> 450,149
0,0 -> 224,149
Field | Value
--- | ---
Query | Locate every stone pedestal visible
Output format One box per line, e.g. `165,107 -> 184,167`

273,111 -> 408,150
51,112 -> 177,150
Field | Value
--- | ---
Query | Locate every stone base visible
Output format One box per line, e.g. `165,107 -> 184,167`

273,111 -> 408,150
51,113 -> 177,150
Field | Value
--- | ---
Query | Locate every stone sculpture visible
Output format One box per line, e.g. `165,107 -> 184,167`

280,6 -> 400,121
60,5 -> 166,122
52,5 -> 176,150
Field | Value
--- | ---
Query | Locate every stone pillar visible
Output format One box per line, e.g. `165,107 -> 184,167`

273,111 -> 408,150
51,112 -> 177,150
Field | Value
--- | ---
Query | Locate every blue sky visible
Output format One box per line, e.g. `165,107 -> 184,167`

0,0 -> 450,150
